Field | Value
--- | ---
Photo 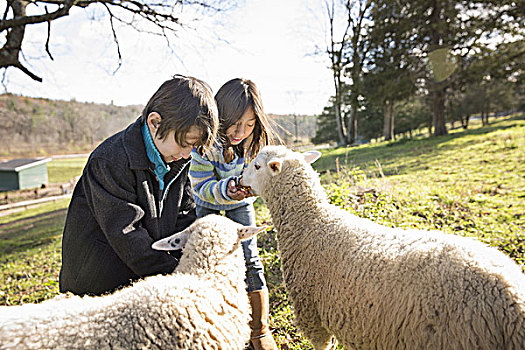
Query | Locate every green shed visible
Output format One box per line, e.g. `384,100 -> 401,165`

0,158 -> 52,191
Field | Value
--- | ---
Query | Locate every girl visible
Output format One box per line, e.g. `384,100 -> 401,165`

189,78 -> 280,350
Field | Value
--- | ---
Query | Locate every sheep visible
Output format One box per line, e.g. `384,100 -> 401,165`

0,214 -> 265,350
241,145 -> 525,350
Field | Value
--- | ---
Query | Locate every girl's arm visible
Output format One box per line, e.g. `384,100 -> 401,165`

189,150 -> 243,205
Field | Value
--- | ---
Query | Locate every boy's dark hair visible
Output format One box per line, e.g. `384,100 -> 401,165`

215,78 -> 281,161
141,74 -> 219,155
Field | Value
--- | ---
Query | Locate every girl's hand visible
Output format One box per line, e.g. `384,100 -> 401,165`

227,179 -> 247,200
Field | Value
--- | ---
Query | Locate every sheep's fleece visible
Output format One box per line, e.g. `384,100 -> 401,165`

241,145 -> 525,350
0,214 -> 264,350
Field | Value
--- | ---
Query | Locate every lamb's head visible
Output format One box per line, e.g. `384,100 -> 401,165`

152,214 -> 266,274
242,145 -> 322,200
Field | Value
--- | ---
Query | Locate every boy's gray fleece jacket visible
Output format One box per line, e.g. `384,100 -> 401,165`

59,117 -> 196,296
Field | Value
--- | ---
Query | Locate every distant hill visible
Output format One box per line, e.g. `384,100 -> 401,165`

0,93 -> 317,158
0,93 -> 142,157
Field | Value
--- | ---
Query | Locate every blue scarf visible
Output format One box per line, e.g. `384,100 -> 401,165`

142,122 -> 169,190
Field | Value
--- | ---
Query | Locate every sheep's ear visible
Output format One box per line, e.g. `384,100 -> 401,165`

302,151 -> 321,164
267,158 -> 283,175
237,226 -> 268,241
152,229 -> 190,251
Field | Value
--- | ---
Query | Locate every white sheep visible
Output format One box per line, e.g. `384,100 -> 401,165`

241,145 -> 525,350
0,214 -> 265,350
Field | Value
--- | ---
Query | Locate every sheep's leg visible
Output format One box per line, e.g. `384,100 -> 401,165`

308,330 -> 336,350
295,313 -> 334,350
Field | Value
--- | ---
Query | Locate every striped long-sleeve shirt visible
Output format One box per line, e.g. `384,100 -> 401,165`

189,146 -> 257,211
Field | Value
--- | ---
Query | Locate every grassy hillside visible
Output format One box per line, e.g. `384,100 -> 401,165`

0,115 -> 523,348
313,115 -> 524,265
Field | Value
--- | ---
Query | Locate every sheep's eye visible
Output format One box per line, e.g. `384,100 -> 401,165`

254,164 -> 261,170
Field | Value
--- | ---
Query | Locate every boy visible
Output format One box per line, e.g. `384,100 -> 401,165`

59,75 -> 219,296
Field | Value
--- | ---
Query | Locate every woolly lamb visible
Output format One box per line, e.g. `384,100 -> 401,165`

0,214 -> 265,350
241,145 -> 525,350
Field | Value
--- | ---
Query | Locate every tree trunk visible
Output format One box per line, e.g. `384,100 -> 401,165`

383,100 -> 395,141
461,114 -> 470,129
333,73 -> 346,146
432,88 -> 448,136
347,103 -> 358,145
334,99 -> 346,146
481,111 -> 489,126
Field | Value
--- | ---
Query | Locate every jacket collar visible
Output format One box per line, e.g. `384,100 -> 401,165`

142,121 -> 171,190
123,117 -> 154,170
123,117 -> 191,175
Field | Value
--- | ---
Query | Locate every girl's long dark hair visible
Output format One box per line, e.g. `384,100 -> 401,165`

215,78 -> 281,162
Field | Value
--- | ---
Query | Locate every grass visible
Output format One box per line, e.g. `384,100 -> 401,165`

0,199 -> 69,305
0,114 -> 523,348
47,157 -> 87,184
313,115 -> 524,267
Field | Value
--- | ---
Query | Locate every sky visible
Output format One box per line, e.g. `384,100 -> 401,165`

2,0 -> 336,116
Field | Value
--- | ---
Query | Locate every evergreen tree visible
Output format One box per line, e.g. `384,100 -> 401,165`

312,99 -> 339,145
366,0 -> 524,136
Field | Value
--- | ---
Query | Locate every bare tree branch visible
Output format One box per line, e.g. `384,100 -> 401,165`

15,61 -> 43,81
0,0 -> 43,81
325,0 -> 351,145
45,6 -> 54,60
103,2 -> 123,74
0,0 -> 75,31
3,0 -> 13,21
0,0 -> 233,82
1,69 -> 7,91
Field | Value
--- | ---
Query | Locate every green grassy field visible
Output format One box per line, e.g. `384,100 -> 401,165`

47,157 -> 88,184
0,115 -> 523,348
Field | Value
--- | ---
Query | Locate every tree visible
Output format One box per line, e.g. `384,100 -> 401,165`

368,0 -> 524,137
322,0 -> 372,146
394,96 -> 432,138
323,0 -> 351,146
343,0 -> 372,145
1,0 -> 233,82
312,98 -> 338,145
365,0 -> 417,141
446,39 -> 525,127
355,96 -> 382,141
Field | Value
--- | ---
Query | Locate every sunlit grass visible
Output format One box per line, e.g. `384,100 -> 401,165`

0,199 -> 69,305
47,157 -> 87,184
314,115 -> 524,267
0,115 -> 523,349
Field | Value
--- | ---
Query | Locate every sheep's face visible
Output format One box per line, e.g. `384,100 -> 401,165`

242,146 -> 321,196
152,215 -> 267,270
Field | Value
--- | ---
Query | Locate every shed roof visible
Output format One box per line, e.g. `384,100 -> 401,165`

0,158 -> 51,172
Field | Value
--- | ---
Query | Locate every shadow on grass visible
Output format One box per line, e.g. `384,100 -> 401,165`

0,208 -> 66,256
